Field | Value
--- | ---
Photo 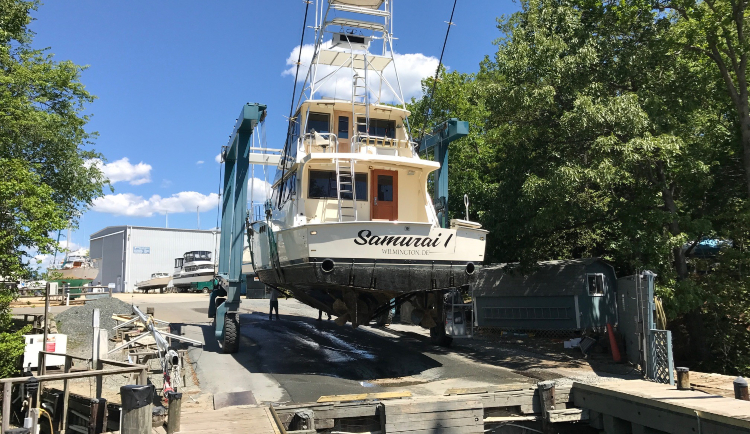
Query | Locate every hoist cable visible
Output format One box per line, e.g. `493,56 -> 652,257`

418,0 -> 458,145
278,0 -> 311,209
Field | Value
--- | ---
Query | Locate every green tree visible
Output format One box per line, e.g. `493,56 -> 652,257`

0,0 -> 107,377
409,0 -> 750,373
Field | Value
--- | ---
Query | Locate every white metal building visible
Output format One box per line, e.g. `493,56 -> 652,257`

89,226 -> 220,292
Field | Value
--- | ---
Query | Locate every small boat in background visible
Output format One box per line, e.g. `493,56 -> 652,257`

136,272 -> 171,292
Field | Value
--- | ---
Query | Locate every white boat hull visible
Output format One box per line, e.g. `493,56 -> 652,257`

136,276 -> 171,290
249,220 -> 485,325
172,271 -> 215,287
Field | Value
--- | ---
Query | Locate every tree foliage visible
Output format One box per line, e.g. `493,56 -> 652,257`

408,0 -> 750,374
0,0 -> 106,377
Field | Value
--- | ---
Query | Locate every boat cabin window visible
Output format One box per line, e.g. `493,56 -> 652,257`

357,118 -> 395,138
337,116 -> 349,139
184,251 -> 211,262
174,258 -> 184,268
306,113 -> 330,134
308,170 -> 367,200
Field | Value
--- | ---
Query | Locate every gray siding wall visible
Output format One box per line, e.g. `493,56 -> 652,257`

476,296 -> 578,330
90,227 -> 127,291
579,262 -> 618,328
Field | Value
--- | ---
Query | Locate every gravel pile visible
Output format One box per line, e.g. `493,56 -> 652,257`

56,297 -> 134,356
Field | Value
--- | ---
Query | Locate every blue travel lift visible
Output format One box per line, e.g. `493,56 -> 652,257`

208,103 -> 268,353
418,118 -> 469,228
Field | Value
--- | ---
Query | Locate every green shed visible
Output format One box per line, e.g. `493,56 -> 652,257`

474,258 -> 618,332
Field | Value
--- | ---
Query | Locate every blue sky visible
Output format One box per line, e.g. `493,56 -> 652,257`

29,0 -> 519,257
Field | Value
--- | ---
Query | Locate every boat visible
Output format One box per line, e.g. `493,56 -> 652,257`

172,251 -> 216,288
136,273 -> 171,292
47,248 -> 99,287
246,0 -> 487,334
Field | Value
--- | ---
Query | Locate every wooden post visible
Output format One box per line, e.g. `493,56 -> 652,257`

120,385 -> 154,434
2,382 -> 12,433
29,408 -> 39,434
166,392 -> 182,434
95,361 -> 103,399
138,368 -> 147,386
735,377 -> 749,401
537,380 -> 556,434
42,283 -> 50,375
676,367 -> 690,390
61,356 -> 72,434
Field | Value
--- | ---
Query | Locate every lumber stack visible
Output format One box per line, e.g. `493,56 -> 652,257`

381,397 -> 484,434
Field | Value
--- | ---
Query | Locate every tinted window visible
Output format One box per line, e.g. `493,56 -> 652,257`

308,170 -> 367,201
377,175 -> 393,201
357,118 -> 396,138
307,113 -> 330,133
337,116 -> 349,139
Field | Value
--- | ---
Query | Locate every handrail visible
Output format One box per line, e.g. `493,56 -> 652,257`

0,363 -> 146,384
1,353 -> 148,434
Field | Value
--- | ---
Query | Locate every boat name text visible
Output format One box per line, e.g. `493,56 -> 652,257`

353,230 -> 453,249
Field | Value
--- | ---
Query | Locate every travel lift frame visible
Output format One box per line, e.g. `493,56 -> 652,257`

208,103 -> 273,353
209,105 -> 468,353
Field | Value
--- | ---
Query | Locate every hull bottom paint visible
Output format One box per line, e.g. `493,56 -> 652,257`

256,259 -> 476,327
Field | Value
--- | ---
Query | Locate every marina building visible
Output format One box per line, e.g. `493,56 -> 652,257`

89,226 -> 219,292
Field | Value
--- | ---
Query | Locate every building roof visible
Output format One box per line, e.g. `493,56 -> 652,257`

90,225 -> 220,239
473,258 -> 614,297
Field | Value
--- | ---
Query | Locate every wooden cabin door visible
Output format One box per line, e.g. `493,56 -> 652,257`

371,169 -> 398,221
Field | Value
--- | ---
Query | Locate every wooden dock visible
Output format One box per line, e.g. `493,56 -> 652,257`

177,405 -> 279,434
572,380 -> 750,434
169,380 -> 750,434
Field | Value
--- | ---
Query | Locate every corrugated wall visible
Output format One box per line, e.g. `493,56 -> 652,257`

89,226 -> 127,291
125,227 -> 220,292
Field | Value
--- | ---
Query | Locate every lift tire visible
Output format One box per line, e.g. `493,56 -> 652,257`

376,310 -> 393,327
222,312 -> 240,354
202,287 -> 209,294
430,323 -> 453,348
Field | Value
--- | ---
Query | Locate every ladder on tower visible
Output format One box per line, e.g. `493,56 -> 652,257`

351,52 -> 370,152
336,158 -> 357,222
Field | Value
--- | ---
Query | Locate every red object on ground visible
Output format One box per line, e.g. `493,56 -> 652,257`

607,323 -> 621,362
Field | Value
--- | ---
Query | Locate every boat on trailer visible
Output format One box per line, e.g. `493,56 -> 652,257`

246,0 -> 487,338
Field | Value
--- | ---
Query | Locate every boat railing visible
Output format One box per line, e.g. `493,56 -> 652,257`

300,132 -> 340,154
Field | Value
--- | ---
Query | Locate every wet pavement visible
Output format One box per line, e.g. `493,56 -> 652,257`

14,293 -> 536,404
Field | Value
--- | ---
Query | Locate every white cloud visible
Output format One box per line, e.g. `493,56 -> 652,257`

215,153 -> 223,163
196,160 -> 204,165
88,157 -> 152,185
282,43 -> 439,103
92,191 -> 220,217
248,177 -> 271,204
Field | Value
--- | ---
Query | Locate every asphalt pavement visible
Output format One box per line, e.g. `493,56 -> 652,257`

13,293 -> 535,404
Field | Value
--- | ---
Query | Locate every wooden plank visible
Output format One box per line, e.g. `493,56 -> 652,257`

484,416 -> 539,423
547,408 -> 589,423
444,383 -> 531,396
385,425 -> 483,434
317,391 -> 411,403
383,399 -> 481,415
385,409 -> 483,424
385,416 -> 481,431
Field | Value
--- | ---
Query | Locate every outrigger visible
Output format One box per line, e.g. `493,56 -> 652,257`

209,0 -> 486,353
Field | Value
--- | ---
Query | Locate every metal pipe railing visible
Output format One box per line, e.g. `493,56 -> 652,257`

1,353 -> 147,434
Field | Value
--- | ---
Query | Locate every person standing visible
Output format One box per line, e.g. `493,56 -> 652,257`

269,287 -> 280,320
